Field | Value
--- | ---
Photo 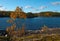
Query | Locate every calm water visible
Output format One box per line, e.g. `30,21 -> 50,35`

0,17 -> 60,30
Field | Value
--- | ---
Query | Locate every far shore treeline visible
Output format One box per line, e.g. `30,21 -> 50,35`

0,11 -> 60,18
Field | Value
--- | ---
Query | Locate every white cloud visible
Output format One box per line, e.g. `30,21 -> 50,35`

32,8 -> 39,11
33,6 -> 47,11
0,4 -> 3,7
25,5 -> 47,12
51,2 -> 60,5
0,8 -> 5,11
0,6 -> 6,11
0,6 -> 3,7
39,6 -> 47,10
25,5 -> 33,9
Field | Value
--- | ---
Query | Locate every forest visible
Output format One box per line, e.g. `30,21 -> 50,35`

0,11 -> 60,18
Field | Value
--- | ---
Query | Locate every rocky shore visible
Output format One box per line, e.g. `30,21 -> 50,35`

0,25 -> 60,41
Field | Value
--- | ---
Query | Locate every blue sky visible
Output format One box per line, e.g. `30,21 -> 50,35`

0,0 -> 60,13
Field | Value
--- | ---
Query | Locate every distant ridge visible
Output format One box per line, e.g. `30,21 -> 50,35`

0,9 -> 60,18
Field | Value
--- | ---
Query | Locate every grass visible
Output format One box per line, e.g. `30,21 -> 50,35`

0,36 -> 9,41
18,34 -> 60,41
0,34 -> 60,41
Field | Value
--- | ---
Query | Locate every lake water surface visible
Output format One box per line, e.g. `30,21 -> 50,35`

0,17 -> 60,30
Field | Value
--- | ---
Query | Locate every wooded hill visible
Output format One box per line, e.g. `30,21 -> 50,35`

0,11 -> 60,18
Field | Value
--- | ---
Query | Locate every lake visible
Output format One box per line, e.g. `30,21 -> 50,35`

0,17 -> 60,30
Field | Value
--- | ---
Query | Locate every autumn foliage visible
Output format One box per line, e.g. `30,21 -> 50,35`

6,6 -> 26,37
